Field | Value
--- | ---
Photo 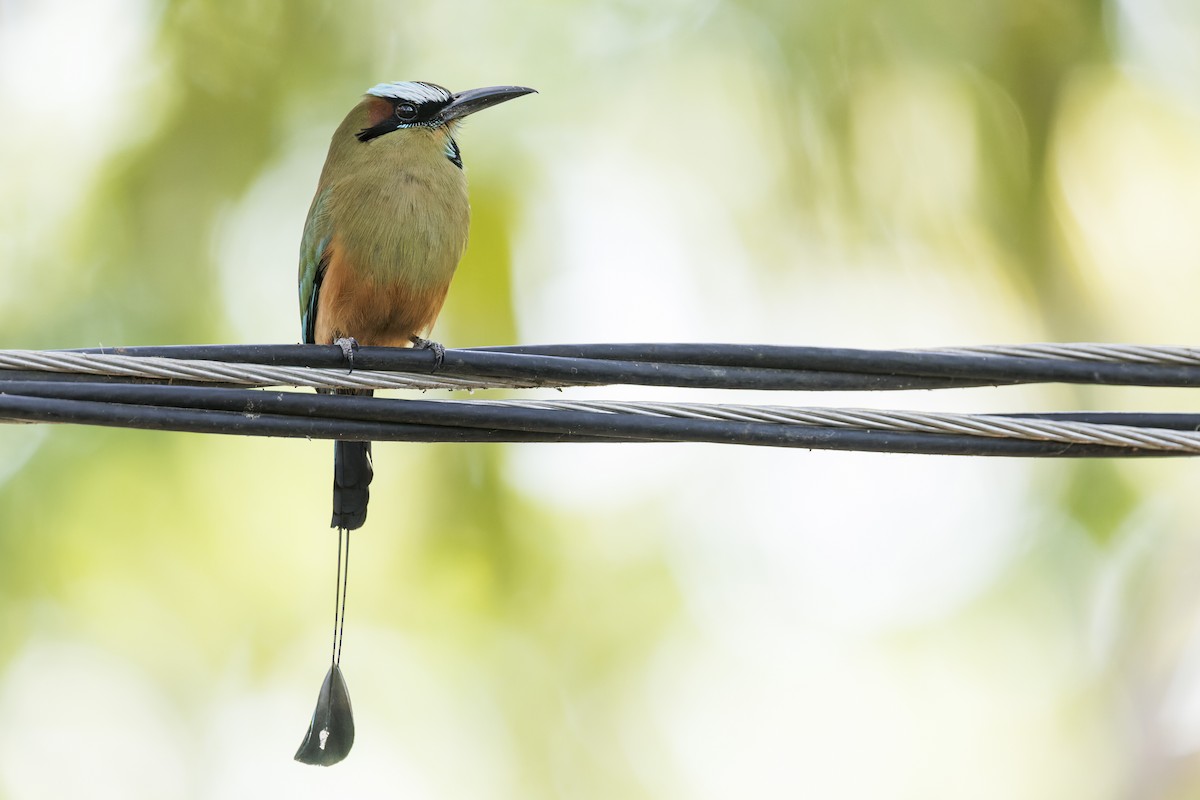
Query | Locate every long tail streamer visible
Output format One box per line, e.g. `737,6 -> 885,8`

294,528 -> 355,766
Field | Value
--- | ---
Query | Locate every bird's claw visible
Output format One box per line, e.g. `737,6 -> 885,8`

334,337 -> 360,371
410,336 -> 445,371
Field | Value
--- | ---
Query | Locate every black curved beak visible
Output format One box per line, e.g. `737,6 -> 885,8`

440,85 -> 537,122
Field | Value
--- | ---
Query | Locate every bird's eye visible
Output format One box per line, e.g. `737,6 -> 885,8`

395,103 -> 417,121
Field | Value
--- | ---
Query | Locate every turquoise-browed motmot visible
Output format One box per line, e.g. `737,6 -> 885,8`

299,80 -> 535,531
294,80 -> 535,766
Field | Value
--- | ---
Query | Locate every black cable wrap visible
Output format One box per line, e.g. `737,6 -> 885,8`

1,342 -> 1199,458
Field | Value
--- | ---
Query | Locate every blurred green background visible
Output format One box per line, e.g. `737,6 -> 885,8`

4,0 -> 1200,797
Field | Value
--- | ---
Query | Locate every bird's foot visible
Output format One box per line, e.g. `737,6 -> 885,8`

410,336 -> 445,371
334,337 -> 360,370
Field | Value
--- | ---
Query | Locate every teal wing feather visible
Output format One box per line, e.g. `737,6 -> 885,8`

298,187 -> 335,344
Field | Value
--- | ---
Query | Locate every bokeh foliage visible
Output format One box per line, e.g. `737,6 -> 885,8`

4,0 -> 1200,797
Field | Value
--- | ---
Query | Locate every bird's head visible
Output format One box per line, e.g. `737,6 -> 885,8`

355,81 -> 536,144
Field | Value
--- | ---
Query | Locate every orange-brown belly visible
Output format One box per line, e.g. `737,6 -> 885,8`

313,246 -> 452,347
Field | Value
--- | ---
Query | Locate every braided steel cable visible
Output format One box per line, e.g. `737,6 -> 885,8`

6,342 -> 1200,390
3,342 -> 1200,457
1,378 -> 1199,457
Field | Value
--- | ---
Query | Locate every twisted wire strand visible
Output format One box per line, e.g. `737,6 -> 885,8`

940,343 -> 1200,365
3,343 -> 1200,455
479,399 -> 1200,453
0,350 -> 560,391
6,343 -> 1200,391
2,375 -> 1200,454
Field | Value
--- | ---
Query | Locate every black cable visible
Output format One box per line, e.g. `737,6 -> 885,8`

66,343 -> 984,391
0,381 -> 1184,458
56,342 -> 1200,389
6,343 -> 1200,457
8,379 -> 1200,431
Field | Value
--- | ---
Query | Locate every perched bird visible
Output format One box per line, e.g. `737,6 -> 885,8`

299,80 -> 536,531
294,80 -> 535,766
